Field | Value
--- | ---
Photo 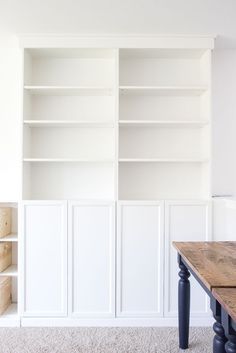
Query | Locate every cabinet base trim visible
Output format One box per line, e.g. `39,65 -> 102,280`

20,317 -> 214,327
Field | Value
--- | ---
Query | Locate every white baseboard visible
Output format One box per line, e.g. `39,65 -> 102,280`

0,318 -> 21,327
20,317 -> 214,327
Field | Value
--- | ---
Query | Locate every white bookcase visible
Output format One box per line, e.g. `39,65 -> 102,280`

119,48 -> 211,200
23,48 -> 211,200
22,46 -> 211,202
18,36 -> 214,326
23,48 -> 117,200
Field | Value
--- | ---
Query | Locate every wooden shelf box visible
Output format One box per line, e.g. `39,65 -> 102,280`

0,208 -> 11,238
0,277 -> 11,315
0,243 -> 12,273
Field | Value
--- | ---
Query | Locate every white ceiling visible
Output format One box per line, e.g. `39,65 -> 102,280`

0,0 -> 236,48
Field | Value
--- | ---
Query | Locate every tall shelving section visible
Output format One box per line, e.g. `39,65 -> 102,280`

118,49 -> 211,200
23,49 -> 117,200
22,47 -> 211,202
19,37 -> 213,325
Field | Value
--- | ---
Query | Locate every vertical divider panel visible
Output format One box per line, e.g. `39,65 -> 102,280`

203,50 -> 212,199
115,49 -> 119,202
115,49 -> 120,317
18,202 -> 23,318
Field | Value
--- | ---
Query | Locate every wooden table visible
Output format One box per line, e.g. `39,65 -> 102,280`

173,241 -> 236,353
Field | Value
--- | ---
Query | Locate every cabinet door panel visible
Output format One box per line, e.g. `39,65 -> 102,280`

23,201 -> 67,317
117,202 -> 164,317
165,201 -> 211,317
69,202 -> 115,318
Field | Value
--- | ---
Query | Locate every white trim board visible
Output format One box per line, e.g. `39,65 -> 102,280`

18,34 -> 215,49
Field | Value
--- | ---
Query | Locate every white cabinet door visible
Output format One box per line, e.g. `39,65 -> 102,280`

23,201 -> 67,317
164,201 -> 211,317
69,201 -> 115,318
117,201 -> 164,317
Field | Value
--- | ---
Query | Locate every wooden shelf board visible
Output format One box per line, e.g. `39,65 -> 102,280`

119,85 -> 208,96
0,234 -> 18,242
24,120 -> 115,128
23,158 -> 114,163
0,265 -> 18,277
119,120 -> 209,128
119,158 -> 209,163
24,85 -> 113,96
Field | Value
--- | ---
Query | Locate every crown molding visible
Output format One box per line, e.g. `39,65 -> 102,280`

18,33 -> 215,49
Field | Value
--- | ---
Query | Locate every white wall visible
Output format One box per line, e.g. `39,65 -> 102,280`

212,50 -> 236,197
1,0 -> 236,49
0,37 -> 22,201
211,50 -> 236,239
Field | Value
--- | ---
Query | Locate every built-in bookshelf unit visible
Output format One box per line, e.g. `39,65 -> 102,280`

18,35 -> 214,327
119,48 -> 211,200
23,49 -> 117,199
23,46 -> 211,201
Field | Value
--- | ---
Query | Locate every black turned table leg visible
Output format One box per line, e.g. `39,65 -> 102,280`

213,321 -> 227,353
225,337 -> 236,353
222,309 -> 236,353
178,254 -> 190,350
211,297 -> 227,353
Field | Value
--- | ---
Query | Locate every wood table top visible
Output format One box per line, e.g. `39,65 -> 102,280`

173,241 -> 236,291
213,288 -> 236,322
